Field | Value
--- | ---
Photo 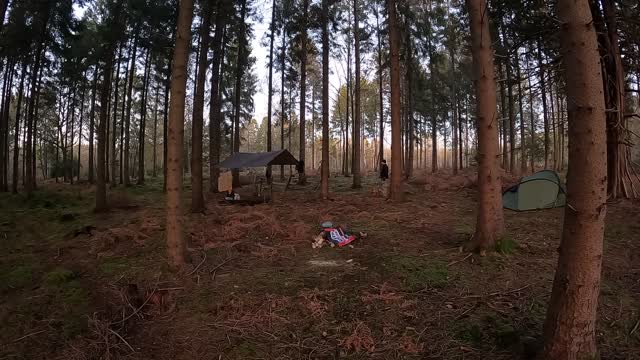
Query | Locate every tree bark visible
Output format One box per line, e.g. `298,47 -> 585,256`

191,1 -> 212,213
320,0 -> 330,199
388,0 -> 402,201
467,0 -> 504,250
166,0 -> 194,269
542,0 -> 607,357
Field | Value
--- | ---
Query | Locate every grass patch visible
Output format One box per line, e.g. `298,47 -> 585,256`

43,268 -> 76,285
455,315 -> 521,351
455,321 -> 483,345
495,236 -> 517,254
387,257 -> 450,291
55,280 -> 91,337
1,265 -> 33,291
98,257 -> 130,275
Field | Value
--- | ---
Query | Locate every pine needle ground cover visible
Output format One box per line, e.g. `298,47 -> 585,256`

1,175 -> 639,359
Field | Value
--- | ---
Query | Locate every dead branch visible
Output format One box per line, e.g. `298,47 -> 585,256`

447,253 -> 472,267
111,277 -> 160,326
13,330 -> 46,342
462,284 -> 533,299
187,250 -> 207,276
107,328 -> 135,353
209,257 -> 233,274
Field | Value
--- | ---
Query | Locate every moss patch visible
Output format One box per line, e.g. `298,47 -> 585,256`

387,257 -> 450,290
1,265 -> 33,291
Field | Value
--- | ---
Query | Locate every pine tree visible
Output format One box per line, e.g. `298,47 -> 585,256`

467,0 -> 504,250
542,0 -> 607,356
166,0 -> 194,269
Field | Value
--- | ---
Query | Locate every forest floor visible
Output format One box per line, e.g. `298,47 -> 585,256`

1,172 -> 640,360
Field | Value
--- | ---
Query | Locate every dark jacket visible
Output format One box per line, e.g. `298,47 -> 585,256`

380,163 -> 389,180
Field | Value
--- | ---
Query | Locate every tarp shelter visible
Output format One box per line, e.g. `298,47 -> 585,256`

502,170 -> 566,211
219,150 -> 299,169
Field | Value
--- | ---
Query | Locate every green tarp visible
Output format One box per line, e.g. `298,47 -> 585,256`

502,170 -> 566,211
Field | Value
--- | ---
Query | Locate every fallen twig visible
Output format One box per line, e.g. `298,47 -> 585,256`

187,250 -> 207,276
111,277 -> 160,326
108,328 -> 135,353
13,330 -> 46,342
630,318 -> 640,336
448,253 -> 472,267
157,287 -> 185,292
462,284 -> 532,299
419,247 -> 460,256
209,257 -> 233,274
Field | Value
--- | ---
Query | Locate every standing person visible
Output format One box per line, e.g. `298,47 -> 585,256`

296,159 -> 305,178
380,159 -> 389,182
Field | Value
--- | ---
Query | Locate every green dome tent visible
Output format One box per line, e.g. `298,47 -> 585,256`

502,170 -> 566,211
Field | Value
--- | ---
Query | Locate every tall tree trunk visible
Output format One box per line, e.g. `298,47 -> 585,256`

209,4 -> 226,193
77,74 -> 86,182
352,0 -> 361,188
232,0 -> 247,187
537,40 -> 550,169
516,53 -> 527,174
69,88 -> 76,184
375,5 -> 384,167
280,27 -> 286,181
549,84 -> 557,171
311,85 -> 315,170
137,50 -> 152,185
120,45 -> 130,184
506,57 -> 516,175
89,67 -> 98,184
320,0 -> 330,199
542,0 -> 606,356
467,0 -> 504,250
298,0 -> 309,185
152,84 -> 159,177
96,1 -> 123,211
191,1 -> 212,213
593,0 -> 636,198
124,32 -> 139,186
111,42 -> 124,187
266,0 -> 276,177
528,69 -> 536,173
25,11 -> 49,195
388,0 -> 402,201
450,41 -> 458,175
166,0 -> 194,269
498,63 -> 508,171
12,59 -> 28,193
